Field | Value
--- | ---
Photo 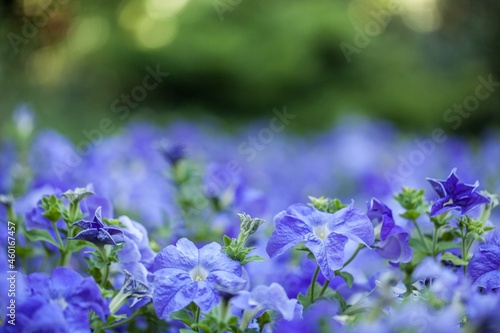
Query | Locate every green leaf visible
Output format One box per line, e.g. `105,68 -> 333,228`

223,235 -> 232,247
468,232 -> 485,242
440,230 -> 456,242
441,252 -> 468,266
257,311 -> 271,332
40,195 -> 63,222
24,229 -> 59,248
295,244 -> 309,252
320,288 -> 348,312
240,255 -> 265,265
411,250 -> 429,266
227,316 -> 239,326
336,271 -> 354,288
179,329 -> 197,333
297,292 -> 311,308
106,314 -> 127,324
68,240 -> 90,253
400,210 -> 421,221
192,322 -> 211,331
170,309 -> 194,326
435,241 -> 460,253
409,237 -> 428,253
298,282 -> 343,310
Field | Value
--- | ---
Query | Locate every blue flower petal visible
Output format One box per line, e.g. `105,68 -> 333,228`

252,283 -> 299,320
96,228 -> 121,245
152,272 -> 195,319
468,245 -> 500,283
426,178 -> 447,198
231,290 -> 251,309
153,238 -> 198,272
327,204 -> 374,246
266,215 -> 312,258
199,242 -> 242,277
427,169 -> 489,217
26,273 -> 51,299
207,271 -> 246,294
285,203 -> 315,219
377,231 -> 412,263
73,219 -> 93,229
50,267 -> 83,296
27,303 -> 69,332
325,233 -> 349,273
472,270 -> 500,293
106,226 -> 124,235
65,302 -> 92,333
69,277 -> 110,320
232,283 -> 301,322
194,281 -> 220,312
305,233 -> 348,280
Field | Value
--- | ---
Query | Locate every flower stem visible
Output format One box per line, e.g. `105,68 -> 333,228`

219,298 -> 229,325
318,280 -> 331,297
109,289 -> 128,314
59,226 -> 74,266
342,244 -> 364,269
239,309 -> 257,331
431,226 -> 438,257
52,221 -> 64,249
97,245 -> 111,286
411,219 -> 431,255
102,308 -> 143,329
461,229 -> 468,275
309,266 -> 320,304
6,204 -> 17,223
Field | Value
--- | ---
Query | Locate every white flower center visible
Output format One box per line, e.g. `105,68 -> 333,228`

313,225 -> 330,240
190,266 -> 209,281
52,297 -> 68,311
443,198 -> 454,207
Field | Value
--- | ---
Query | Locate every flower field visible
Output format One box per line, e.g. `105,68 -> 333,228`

1,108 -> 500,333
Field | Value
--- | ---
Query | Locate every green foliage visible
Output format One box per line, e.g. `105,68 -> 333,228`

40,195 -> 63,222
171,309 -> 195,327
298,282 -> 347,311
440,253 -> 468,266
24,229 -> 59,248
62,187 -> 94,205
395,187 -> 429,220
237,213 -> 265,243
309,196 -> 346,213
222,235 -> 264,266
336,271 -> 354,288
256,312 -> 272,333
222,213 -> 265,265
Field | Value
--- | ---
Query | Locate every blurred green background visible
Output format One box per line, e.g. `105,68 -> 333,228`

1,0 -> 499,138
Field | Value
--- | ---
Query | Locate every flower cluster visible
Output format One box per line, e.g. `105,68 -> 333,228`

1,108 -> 499,332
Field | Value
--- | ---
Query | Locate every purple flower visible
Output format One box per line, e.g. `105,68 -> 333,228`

149,238 -> 246,318
115,270 -> 152,311
232,283 -> 302,322
14,267 -> 108,333
413,257 -> 459,301
70,207 -> 124,246
367,198 -> 412,264
111,216 -> 155,292
25,200 -> 58,231
266,202 -> 374,280
157,140 -> 187,165
273,299 -> 341,333
468,230 -> 500,293
426,169 -> 489,217
465,292 -> 500,331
